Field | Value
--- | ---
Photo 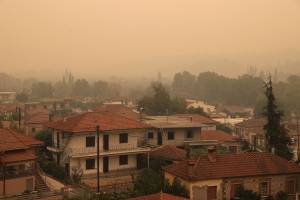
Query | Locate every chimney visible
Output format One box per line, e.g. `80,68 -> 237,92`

207,146 -> 217,162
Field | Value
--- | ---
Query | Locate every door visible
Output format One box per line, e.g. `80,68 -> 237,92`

157,132 -> 162,145
207,186 -> 217,200
65,163 -> 70,177
136,154 -> 145,169
26,178 -> 34,192
103,156 -> 109,173
103,135 -> 109,151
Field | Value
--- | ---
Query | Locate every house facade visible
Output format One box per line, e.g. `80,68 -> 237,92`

46,111 -> 153,177
144,115 -> 216,147
235,118 -> 267,150
0,128 -> 43,197
164,149 -> 300,200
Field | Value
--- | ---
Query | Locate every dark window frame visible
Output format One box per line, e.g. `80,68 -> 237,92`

167,131 -> 175,140
86,159 -> 95,170
119,133 -> 128,143
148,132 -> 154,139
119,155 -> 128,165
186,130 -> 193,139
86,136 -> 96,147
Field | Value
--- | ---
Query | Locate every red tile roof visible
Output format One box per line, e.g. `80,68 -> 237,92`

235,118 -> 266,128
0,128 -> 43,151
95,104 -> 145,121
130,192 -> 187,200
0,150 -> 36,163
0,103 -> 19,113
164,152 -> 300,181
47,111 -> 152,132
200,130 -> 239,143
25,111 -> 50,124
175,114 -> 217,125
150,145 -> 186,161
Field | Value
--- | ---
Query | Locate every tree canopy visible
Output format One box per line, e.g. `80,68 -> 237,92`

263,77 -> 293,160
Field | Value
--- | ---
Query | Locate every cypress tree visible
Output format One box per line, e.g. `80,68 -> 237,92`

263,77 -> 293,160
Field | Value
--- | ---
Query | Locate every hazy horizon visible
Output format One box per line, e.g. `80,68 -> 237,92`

1,0 -> 300,80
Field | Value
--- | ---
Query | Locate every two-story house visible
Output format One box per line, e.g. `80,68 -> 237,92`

46,111 -> 153,177
144,115 -> 216,147
164,148 -> 300,200
235,118 -> 267,150
0,128 -> 43,197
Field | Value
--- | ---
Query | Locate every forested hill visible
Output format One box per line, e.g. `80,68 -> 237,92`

172,71 -> 300,115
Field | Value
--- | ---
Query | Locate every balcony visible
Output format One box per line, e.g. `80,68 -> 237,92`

66,144 -> 150,158
0,169 -> 35,180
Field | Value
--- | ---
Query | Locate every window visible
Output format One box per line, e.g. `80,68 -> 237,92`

230,183 -> 242,199
286,179 -> 296,195
86,159 -> 95,170
148,132 -> 153,139
168,131 -> 175,140
32,128 -> 36,133
186,130 -> 193,139
86,136 -> 95,147
119,133 -> 128,143
259,181 -> 270,196
119,155 -> 128,165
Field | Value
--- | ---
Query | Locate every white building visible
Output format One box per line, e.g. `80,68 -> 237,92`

46,111 -> 152,177
186,99 -> 216,113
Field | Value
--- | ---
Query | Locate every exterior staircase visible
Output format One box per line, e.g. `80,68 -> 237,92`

35,173 -> 51,193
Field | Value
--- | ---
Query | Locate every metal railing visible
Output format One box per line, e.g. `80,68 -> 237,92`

0,169 -> 35,179
68,143 -> 138,156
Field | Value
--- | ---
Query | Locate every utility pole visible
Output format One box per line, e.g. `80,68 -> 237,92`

96,125 -> 100,195
297,117 -> 300,160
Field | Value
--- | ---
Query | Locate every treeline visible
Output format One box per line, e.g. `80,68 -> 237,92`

15,71 -> 122,101
172,71 -> 300,116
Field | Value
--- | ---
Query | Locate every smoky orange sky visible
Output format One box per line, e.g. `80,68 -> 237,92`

0,0 -> 300,80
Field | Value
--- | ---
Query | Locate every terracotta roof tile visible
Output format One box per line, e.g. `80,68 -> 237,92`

200,130 -> 239,143
47,111 -> 152,132
150,145 -> 186,161
130,192 -> 187,200
0,128 -> 43,151
164,152 -> 300,181
1,150 -> 36,163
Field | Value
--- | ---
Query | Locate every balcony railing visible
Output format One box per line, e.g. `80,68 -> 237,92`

0,169 -> 35,179
67,144 -> 138,156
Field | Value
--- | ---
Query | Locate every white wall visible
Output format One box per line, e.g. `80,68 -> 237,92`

147,127 -> 202,146
70,154 -> 137,175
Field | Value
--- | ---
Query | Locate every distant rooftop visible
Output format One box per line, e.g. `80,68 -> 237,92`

144,115 -> 210,129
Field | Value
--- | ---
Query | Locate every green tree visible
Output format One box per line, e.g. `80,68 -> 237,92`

263,77 -> 293,160
72,79 -> 91,97
133,168 -> 165,196
138,82 -> 171,115
35,129 -> 52,147
234,187 -> 260,200
92,80 -> 109,98
165,177 -> 188,198
31,82 -> 54,98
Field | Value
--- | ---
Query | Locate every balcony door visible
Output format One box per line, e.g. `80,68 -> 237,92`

103,135 -> 109,151
157,132 -> 162,145
103,156 -> 109,173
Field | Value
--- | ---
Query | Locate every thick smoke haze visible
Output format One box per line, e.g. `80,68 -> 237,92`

0,0 -> 300,80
